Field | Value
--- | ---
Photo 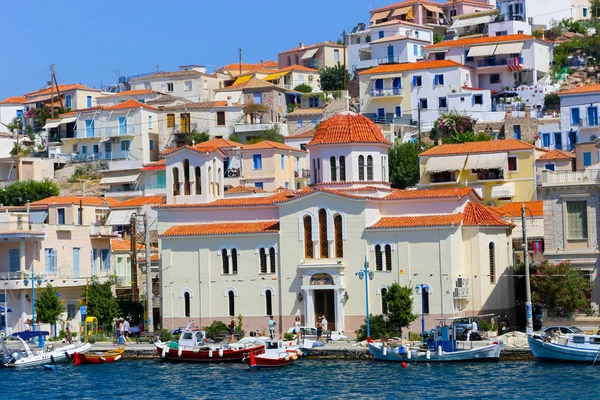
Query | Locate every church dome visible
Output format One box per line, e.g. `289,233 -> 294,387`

307,111 -> 391,147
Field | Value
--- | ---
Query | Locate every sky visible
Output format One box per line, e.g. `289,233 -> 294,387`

0,0 -> 396,100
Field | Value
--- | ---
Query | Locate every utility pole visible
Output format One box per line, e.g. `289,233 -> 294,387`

52,68 -> 64,110
343,30 -> 350,112
239,48 -> 243,75
15,133 -> 20,181
417,103 -> 422,150
144,214 -> 154,332
130,215 -> 139,302
50,64 -> 55,121
522,203 -> 533,334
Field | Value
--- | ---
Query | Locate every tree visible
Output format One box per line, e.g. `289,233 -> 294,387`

246,125 -> 284,144
355,314 -> 389,341
531,260 -> 592,318
35,284 -> 64,326
294,83 -> 313,93
82,276 -> 120,329
187,132 -> 210,145
10,143 -> 31,157
429,111 -> 491,144
7,117 -> 23,134
388,141 -> 430,189
118,300 -> 144,325
385,283 -> 417,336
0,179 -> 59,206
544,92 -> 560,109
318,63 -> 351,91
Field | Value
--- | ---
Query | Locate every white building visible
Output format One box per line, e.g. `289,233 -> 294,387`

0,96 -> 25,130
557,84 -> 600,152
498,0 -> 590,30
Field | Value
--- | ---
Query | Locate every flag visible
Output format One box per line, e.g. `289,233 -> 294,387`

508,57 -> 523,72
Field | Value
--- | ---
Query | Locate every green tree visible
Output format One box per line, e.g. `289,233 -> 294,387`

228,133 -> 241,143
385,283 -> 418,336
544,92 -> 560,109
35,284 -> 64,326
293,83 -> 313,93
355,314 -> 390,341
187,132 -> 210,145
531,260 -> 592,318
0,179 -> 59,206
429,111 -> 491,144
7,117 -> 23,134
318,63 -> 351,91
10,143 -> 31,157
388,141 -> 430,189
82,276 -> 120,329
246,125 -> 284,144
118,300 -> 144,325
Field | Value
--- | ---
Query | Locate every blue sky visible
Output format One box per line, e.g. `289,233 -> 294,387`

0,0 -> 395,99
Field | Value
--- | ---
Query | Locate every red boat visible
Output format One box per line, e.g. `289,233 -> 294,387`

73,348 -> 124,365
247,340 -> 299,369
155,325 -> 264,362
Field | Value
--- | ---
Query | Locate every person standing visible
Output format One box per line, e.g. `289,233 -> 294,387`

123,319 -> 133,344
466,320 -> 478,341
24,320 -> 31,331
294,316 -> 302,344
227,319 -> 236,344
321,315 -> 328,333
119,319 -> 126,346
65,327 -> 73,344
268,316 -> 276,339
316,317 -> 324,343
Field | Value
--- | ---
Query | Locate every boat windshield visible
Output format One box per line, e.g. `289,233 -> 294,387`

571,327 -> 583,333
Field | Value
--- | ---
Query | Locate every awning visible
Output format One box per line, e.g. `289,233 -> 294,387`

370,10 -> 391,23
369,74 -> 402,80
214,91 -> 242,104
494,42 -> 524,55
451,14 -> 495,28
23,94 -> 52,104
43,120 -> 61,129
424,155 -> 467,172
264,71 -> 290,81
423,4 -> 443,14
301,48 -> 319,60
99,173 -> 140,185
60,116 -> 77,124
391,6 -> 412,17
467,45 -> 497,58
427,49 -> 448,53
106,209 -> 134,226
491,182 -> 515,198
232,74 -> 252,86
465,153 -> 508,170
29,210 -> 49,224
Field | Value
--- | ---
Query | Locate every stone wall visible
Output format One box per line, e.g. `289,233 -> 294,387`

242,89 -> 287,123
474,106 -> 560,143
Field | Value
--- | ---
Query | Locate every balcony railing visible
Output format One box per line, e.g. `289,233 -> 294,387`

370,87 -> 403,97
295,169 -> 310,179
377,55 -> 404,64
105,126 -> 137,136
578,117 -> 599,127
540,170 -> 600,185
476,56 -> 523,68
72,151 -> 130,162
235,123 -> 277,132
74,129 -> 102,139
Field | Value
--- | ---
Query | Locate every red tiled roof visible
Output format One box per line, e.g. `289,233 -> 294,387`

156,190 -> 300,209
24,84 -> 100,96
104,99 -> 157,111
106,89 -> 158,97
369,214 -> 463,229
462,202 -> 513,227
114,196 -> 166,208
159,221 -> 280,237
141,159 -> 166,171
285,129 -> 315,139
243,140 -> 306,152
420,139 -> 534,156
558,84 -> 600,96
111,238 -> 148,251
426,34 -> 535,49
384,187 -> 478,200
0,96 -> 26,104
226,186 -> 267,194
161,138 -> 241,156
279,41 -> 343,55
538,149 -> 575,160
495,201 -> 543,217
218,61 -> 279,73
277,65 -> 319,73
358,61 -> 466,75
31,196 -> 121,207
307,112 -> 391,146
218,77 -> 280,91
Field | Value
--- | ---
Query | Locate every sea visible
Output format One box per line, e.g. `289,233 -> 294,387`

2,359 -> 594,399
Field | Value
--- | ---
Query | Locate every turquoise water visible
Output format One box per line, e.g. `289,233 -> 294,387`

3,359 -> 594,399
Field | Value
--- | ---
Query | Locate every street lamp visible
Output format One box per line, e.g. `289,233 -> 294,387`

356,256 -> 374,338
415,283 -> 432,336
22,265 -> 43,332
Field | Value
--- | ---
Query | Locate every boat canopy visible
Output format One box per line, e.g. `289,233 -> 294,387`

12,331 -> 50,340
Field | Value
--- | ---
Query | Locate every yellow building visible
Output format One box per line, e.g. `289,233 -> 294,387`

419,139 -> 536,206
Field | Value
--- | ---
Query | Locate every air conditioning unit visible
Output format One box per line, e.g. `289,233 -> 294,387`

453,277 -> 470,298
447,85 -> 457,93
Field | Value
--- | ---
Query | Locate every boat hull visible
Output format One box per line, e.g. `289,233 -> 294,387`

73,348 -> 124,365
528,336 -> 600,363
5,343 -> 92,368
156,343 -> 265,362
248,350 -> 297,369
368,341 -> 502,362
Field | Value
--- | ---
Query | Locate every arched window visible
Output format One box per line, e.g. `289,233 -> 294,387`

334,214 -> 343,257
358,155 -> 365,181
228,290 -> 235,316
184,292 -> 190,317
195,166 -> 201,194
260,248 -> 267,273
384,244 -> 392,271
295,55 -> 299,64
489,242 -> 496,283
330,156 -> 337,182
287,56 -> 292,66
172,167 -> 180,196
222,248 -> 229,274
367,155 -> 373,180
319,209 -> 329,258
313,159 -> 318,184
216,168 -> 222,196
422,288 -> 430,314
269,247 -> 276,273
375,244 -> 382,271
208,166 -> 213,194
183,159 -> 190,195
381,288 -> 388,314
339,156 -> 346,181
317,158 -> 321,183
265,289 -> 273,316
304,216 -> 314,259
231,248 -> 238,274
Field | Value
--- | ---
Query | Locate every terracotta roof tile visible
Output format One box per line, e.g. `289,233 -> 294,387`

287,108 -> 325,116
308,112 -> 391,146
558,84 -> 600,96
218,61 -> 278,73
420,139 -> 534,156
217,77 -> 281,92
538,149 -> 575,160
114,196 -> 166,208
496,201 -> 543,217
24,84 -> 100,96
104,99 -> 157,111
141,159 -> 166,171
369,214 -> 463,229
156,190 -> 299,209
384,187 -> 477,200
104,89 -> 158,97
226,186 -> 267,194
359,60 -> 465,75
159,221 -> 280,237
0,96 -> 26,104
277,65 -> 319,73
111,238 -> 147,251
279,41 -> 343,55
30,196 -> 120,207
243,140 -> 306,152
161,101 -> 242,111
462,202 -> 513,227
285,129 -> 315,139
161,138 -> 241,156
426,34 -> 535,49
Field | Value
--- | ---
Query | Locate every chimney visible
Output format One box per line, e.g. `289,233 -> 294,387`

227,96 -> 232,107
299,42 -> 304,49
524,104 -> 531,118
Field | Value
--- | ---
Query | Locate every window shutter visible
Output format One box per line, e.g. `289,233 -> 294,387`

434,75 -> 439,85
413,76 -> 417,86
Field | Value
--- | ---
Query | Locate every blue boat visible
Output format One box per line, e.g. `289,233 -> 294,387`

529,334 -> 600,363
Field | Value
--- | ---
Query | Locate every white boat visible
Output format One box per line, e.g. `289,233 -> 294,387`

0,331 -> 92,368
529,333 -> 600,363
244,339 -> 303,369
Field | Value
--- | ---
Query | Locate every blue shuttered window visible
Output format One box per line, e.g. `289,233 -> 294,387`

45,249 -> 57,274
570,108 -> 580,125
542,133 -> 550,147
9,249 -> 19,273
583,152 -> 592,166
91,249 -> 97,275
253,154 -> 262,170
101,249 -> 110,271
73,248 -> 80,278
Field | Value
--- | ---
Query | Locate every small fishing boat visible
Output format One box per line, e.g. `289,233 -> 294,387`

368,325 -> 502,362
246,339 -> 300,369
73,348 -> 124,365
0,331 -> 92,368
529,333 -> 600,363
155,323 -> 264,363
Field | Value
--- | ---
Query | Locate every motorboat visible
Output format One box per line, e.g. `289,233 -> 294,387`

368,325 -> 502,362
73,348 -> 124,365
529,333 -> 600,363
246,339 -> 301,369
0,331 -> 92,368
155,323 -> 264,362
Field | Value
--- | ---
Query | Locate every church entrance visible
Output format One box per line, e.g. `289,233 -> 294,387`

313,290 -> 335,331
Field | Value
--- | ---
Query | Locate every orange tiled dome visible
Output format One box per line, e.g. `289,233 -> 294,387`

307,111 -> 391,146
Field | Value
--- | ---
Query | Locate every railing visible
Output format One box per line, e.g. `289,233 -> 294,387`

74,129 -> 101,139
578,117 -> 599,127
370,87 -> 402,97
295,169 -> 310,179
72,151 -> 130,162
235,123 -> 277,132
540,170 -> 600,185
476,56 -> 523,68
377,55 -> 403,64
423,17 -> 450,25
105,126 -> 137,136
90,224 -> 114,236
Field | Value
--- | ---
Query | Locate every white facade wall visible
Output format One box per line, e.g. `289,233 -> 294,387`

371,39 -> 429,64
0,104 -> 23,129
499,0 -> 587,28
158,107 -> 244,140
165,150 -> 225,205
488,20 -> 532,36
130,74 -> 220,103
308,143 -> 389,183
559,92 -> 600,150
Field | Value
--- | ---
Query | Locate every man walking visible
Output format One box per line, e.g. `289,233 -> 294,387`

123,319 -> 134,344
268,316 -> 276,339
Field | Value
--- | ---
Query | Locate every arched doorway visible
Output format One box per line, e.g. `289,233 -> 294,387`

310,273 -> 336,330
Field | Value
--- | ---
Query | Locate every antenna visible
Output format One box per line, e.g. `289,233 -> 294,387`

239,48 -> 243,75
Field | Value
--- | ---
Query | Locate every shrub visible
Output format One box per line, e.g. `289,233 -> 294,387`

203,320 -> 229,340
157,328 -> 172,342
283,332 -> 295,340
293,83 -> 313,93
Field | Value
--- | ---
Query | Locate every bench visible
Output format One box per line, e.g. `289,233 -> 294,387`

301,330 -> 333,343
136,332 -> 159,344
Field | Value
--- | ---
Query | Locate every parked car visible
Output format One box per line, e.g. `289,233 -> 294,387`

451,317 -> 482,339
286,326 -> 348,341
540,326 -> 582,335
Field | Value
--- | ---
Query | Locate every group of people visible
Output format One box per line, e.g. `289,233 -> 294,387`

115,318 -> 135,346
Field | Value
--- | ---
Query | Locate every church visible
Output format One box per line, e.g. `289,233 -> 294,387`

156,112 -> 515,337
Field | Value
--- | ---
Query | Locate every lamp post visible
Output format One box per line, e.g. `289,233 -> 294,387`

415,283 -> 432,336
3,276 -> 7,337
356,256 -> 374,338
23,264 -> 43,332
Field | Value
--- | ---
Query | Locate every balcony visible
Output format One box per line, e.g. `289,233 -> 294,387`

577,117 -> 599,128
540,170 -> 600,186
476,56 -> 523,68
72,151 -> 131,163
74,129 -> 102,139
235,122 -> 277,133
105,126 -> 137,137
376,55 -> 405,65
295,169 -> 310,179
90,224 -> 115,236
370,87 -> 403,97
